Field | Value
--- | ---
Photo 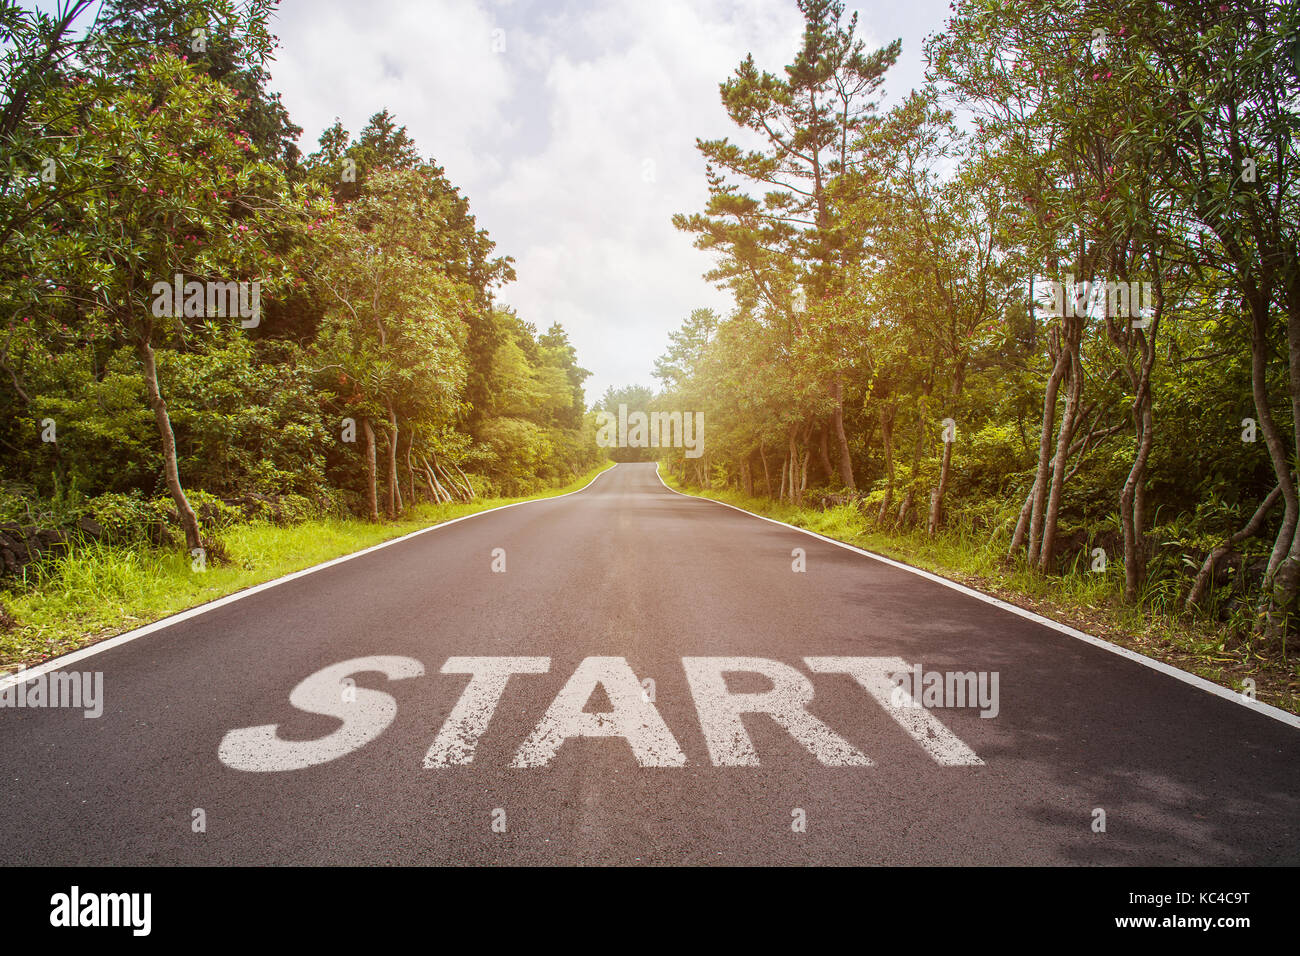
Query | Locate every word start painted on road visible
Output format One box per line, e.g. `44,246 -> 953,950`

217,656 -> 988,772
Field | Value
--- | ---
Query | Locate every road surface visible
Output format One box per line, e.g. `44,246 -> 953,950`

1,462 -> 1296,864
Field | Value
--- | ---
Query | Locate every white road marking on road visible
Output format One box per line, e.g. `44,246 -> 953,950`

682,656 -> 873,767
805,657 -> 984,766
218,656 -> 424,772
424,657 -> 550,767
0,465 -> 619,691
511,656 -> 686,768
655,466 -> 1300,731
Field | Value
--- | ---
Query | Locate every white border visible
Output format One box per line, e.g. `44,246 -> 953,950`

653,464 -> 1300,730
0,463 -> 619,690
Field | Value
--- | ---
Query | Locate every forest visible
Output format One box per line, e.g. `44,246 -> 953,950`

653,0 -> 1300,686
0,0 -> 603,601
3,0 -> 1299,706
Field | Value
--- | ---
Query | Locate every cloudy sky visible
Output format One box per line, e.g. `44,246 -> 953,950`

267,0 -> 954,404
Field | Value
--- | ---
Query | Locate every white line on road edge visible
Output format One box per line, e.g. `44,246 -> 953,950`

653,464 -> 1300,730
0,464 -> 621,691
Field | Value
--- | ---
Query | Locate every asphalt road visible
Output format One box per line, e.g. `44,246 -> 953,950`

1,462 -> 1296,865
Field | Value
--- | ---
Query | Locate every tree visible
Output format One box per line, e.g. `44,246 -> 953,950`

24,49 -> 314,550
311,166 -> 470,518
673,0 -> 899,491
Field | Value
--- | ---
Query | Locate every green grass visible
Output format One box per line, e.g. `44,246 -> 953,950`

0,462 -> 613,670
660,464 -> 1300,716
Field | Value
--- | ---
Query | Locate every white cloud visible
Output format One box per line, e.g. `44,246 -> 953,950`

269,0 -> 944,404
272,0 -> 514,175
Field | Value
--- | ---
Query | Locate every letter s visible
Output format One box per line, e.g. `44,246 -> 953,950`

218,656 -> 424,771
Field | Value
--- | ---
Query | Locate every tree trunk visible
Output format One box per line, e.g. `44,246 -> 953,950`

1247,291 -> 1299,637
897,488 -> 913,527
800,444 -> 810,499
877,404 -> 895,524
1119,397 -> 1153,601
385,402 -> 400,517
1010,487 -> 1034,554
1039,347 -> 1082,571
420,457 -> 443,503
817,423 -> 833,485
928,437 -> 953,536
831,378 -> 855,490
450,459 -> 475,499
1261,298 -> 1300,638
137,338 -> 202,551
421,455 -> 449,503
1098,255 -> 1163,601
787,427 -> 796,503
1014,415 -> 1122,558
929,366 -> 966,537
897,398 -> 926,528
1024,346 -> 1068,562
406,436 -> 416,504
1185,485 -> 1281,610
362,419 -> 380,522
431,455 -> 466,502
